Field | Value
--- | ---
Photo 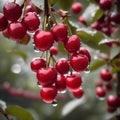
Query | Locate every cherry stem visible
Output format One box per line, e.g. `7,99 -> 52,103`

13,0 -> 16,3
42,0 -> 49,30
0,107 -> 12,120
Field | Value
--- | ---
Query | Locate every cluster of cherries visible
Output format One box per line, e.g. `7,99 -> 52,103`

30,21 -> 91,103
0,1 -> 42,44
95,68 -> 120,113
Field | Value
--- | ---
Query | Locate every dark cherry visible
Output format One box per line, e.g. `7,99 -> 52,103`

8,21 -> 27,41
0,13 -> 8,31
22,12 -> 40,32
3,2 -> 22,21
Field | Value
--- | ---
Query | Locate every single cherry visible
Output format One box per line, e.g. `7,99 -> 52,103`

66,74 -> 82,91
71,2 -> 83,14
36,68 -> 57,86
70,53 -> 89,72
34,30 -> 54,51
50,46 -> 58,55
64,35 -> 80,53
0,13 -> 8,31
55,75 -> 66,91
100,69 -> 112,81
55,58 -> 70,74
30,58 -> 46,72
79,47 -> 91,62
22,12 -> 40,32
78,16 -> 86,25
8,21 -> 27,41
40,86 -> 57,103
3,2 -> 22,21
99,0 -> 112,11
96,87 -> 106,98
107,95 -> 119,108
72,87 -> 84,98
51,23 -> 68,42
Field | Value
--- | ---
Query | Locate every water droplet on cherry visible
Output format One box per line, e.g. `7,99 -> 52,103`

51,100 -> 58,107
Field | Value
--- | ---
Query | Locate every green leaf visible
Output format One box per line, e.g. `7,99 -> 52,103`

77,28 -> 110,53
90,60 -> 106,71
57,0 -> 74,10
48,0 -> 57,5
110,47 -> 120,59
5,105 -> 34,120
82,3 -> 103,25
8,50 -> 28,61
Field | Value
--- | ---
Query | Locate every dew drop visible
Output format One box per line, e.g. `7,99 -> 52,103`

37,82 -> 42,88
98,97 -> 105,101
34,46 -> 39,53
51,100 -> 58,107
84,66 -> 90,73
59,90 -> 66,94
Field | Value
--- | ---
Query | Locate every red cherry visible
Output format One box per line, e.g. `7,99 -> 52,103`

70,53 -> 89,72
30,58 -> 46,72
2,82 -> 10,91
18,33 -> 31,45
36,68 -> 57,86
40,86 -> 57,103
8,21 -> 27,41
107,95 -> 119,108
22,12 -> 40,32
51,23 -> 68,42
95,79 -> 103,87
71,2 -> 83,14
66,74 -> 82,91
107,106 -> 116,113
90,22 -> 101,30
78,16 -> 86,25
3,2 -> 22,21
55,75 -> 66,91
55,58 -> 70,75
34,30 -> 54,51
79,47 -> 91,62
25,5 -> 34,13
96,87 -> 106,97
72,87 -> 84,98
99,0 -> 112,11
105,83 -> 112,91
0,13 -> 8,31
2,28 -> 10,38
64,35 -> 80,53
100,69 -> 112,81
110,13 -> 120,24
50,46 -> 58,55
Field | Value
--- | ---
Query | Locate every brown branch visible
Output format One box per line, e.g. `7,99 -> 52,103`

0,107 -> 12,120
